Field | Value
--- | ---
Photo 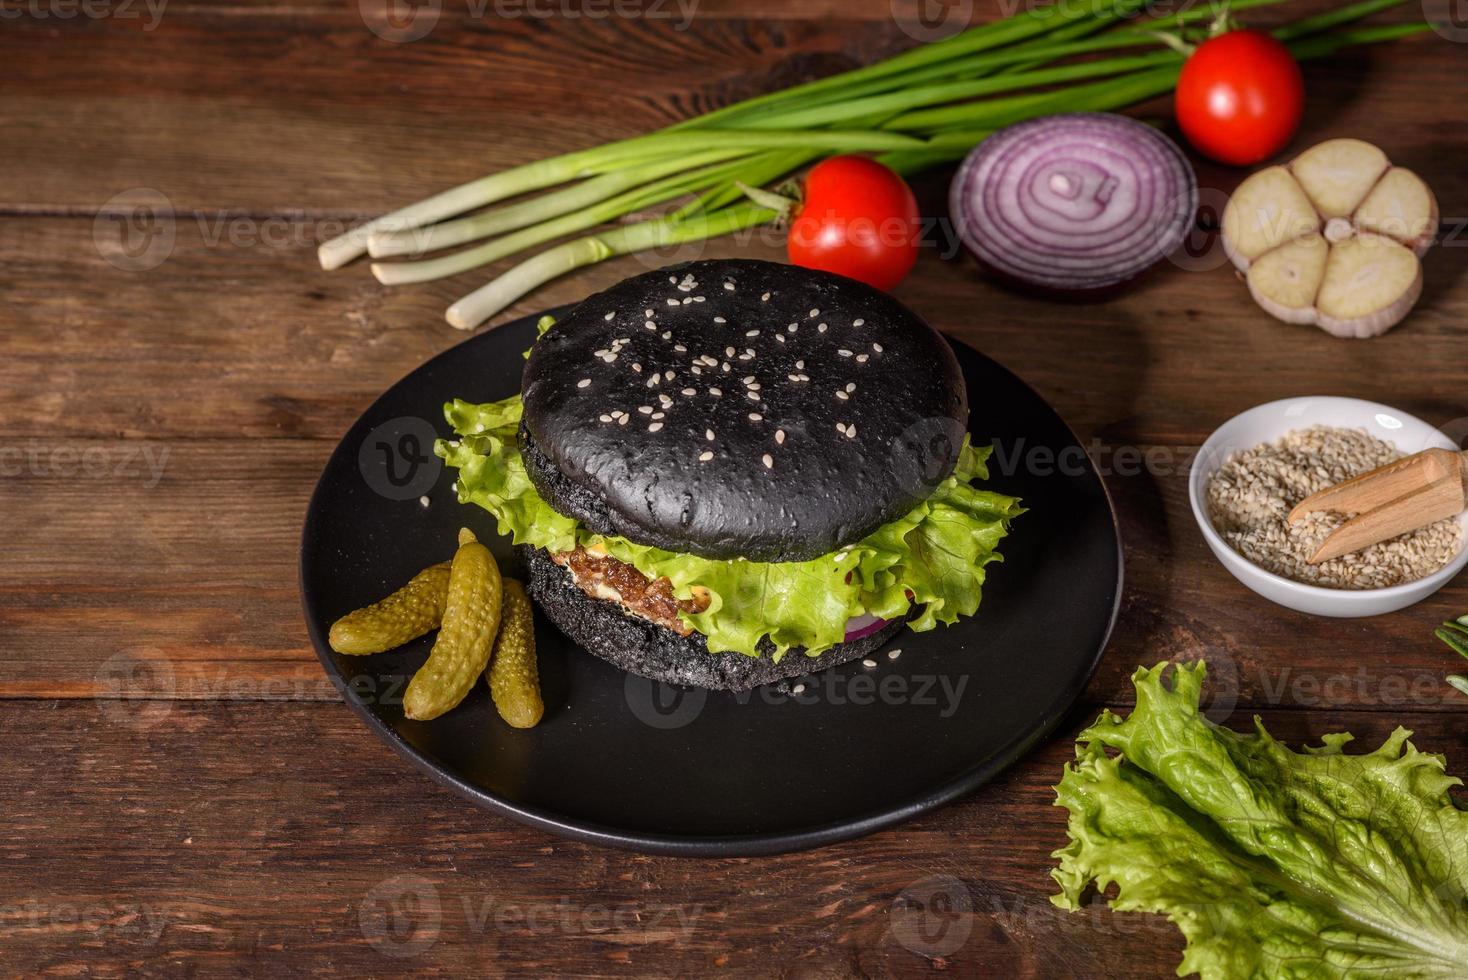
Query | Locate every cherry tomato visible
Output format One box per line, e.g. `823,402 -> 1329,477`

787,156 -> 920,291
1174,30 -> 1304,166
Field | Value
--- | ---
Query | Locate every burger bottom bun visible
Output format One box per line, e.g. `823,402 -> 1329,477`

521,545 -> 907,692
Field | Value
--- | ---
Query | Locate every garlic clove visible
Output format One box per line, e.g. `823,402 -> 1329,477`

1247,234 -> 1330,325
1290,138 -> 1390,218
1222,167 -> 1319,270
1314,234 -> 1423,339
1354,167 -> 1439,256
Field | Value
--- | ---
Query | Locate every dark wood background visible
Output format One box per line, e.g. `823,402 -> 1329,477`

3,0 -> 1465,974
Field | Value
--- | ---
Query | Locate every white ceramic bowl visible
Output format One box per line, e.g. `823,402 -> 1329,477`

1188,396 -> 1468,618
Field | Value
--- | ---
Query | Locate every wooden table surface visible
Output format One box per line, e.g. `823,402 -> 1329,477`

4,0 -> 1465,974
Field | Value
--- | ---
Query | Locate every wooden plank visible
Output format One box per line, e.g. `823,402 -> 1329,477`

5,3 -> 1466,978
6,699 -> 1464,976
0,435 -> 332,700
0,1 -> 1445,214
4,436 -> 1463,707
0,0 -> 962,21
3,213 -> 1468,445
5,701 -> 1462,974
0,11 -> 907,214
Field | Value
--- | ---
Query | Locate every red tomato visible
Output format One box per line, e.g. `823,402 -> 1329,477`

787,156 -> 920,291
1174,30 -> 1304,166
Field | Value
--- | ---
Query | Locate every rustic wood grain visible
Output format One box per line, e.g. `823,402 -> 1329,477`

0,12 -> 907,214
3,207 -> 1466,444
6,699 -> 1464,977
3,0 -> 1467,975
0,1 -> 1444,216
2,435 -> 1463,707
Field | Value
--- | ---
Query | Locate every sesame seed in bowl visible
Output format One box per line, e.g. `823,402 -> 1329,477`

1188,397 -> 1468,618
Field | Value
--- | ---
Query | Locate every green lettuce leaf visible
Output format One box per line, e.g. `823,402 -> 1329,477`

1052,662 -> 1468,979
436,395 -> 1022,659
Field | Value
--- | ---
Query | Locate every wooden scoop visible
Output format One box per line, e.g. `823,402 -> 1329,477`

1288,448 -> 1468,564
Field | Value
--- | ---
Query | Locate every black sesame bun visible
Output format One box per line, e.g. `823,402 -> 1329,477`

521,546 -> 908,691
522,259 -> 967,562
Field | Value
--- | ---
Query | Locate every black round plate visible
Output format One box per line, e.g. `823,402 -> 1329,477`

300,309 -> 1121,857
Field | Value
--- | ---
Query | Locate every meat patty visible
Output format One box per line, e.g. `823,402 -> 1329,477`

551,546 -> 710,636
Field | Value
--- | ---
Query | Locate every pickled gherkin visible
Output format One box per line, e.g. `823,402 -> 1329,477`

329,562 -> 451,655
488,579 -> 543,729
403,528 -> 502,721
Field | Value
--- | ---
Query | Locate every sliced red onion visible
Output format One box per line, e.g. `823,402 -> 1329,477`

844,612 -> 890,642
950,112 -> 1197,293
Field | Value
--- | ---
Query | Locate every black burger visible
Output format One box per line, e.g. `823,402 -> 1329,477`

437,259 -> 1021,691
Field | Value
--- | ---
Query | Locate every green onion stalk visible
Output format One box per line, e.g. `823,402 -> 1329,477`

374,150 -> 796,285
1438,615 -> 1468,696
444,203 -> 779,330
366,148 -> 749,260
318,0 -> 1432,330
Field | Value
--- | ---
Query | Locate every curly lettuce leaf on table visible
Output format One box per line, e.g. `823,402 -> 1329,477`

1052,662 -> 1468,979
